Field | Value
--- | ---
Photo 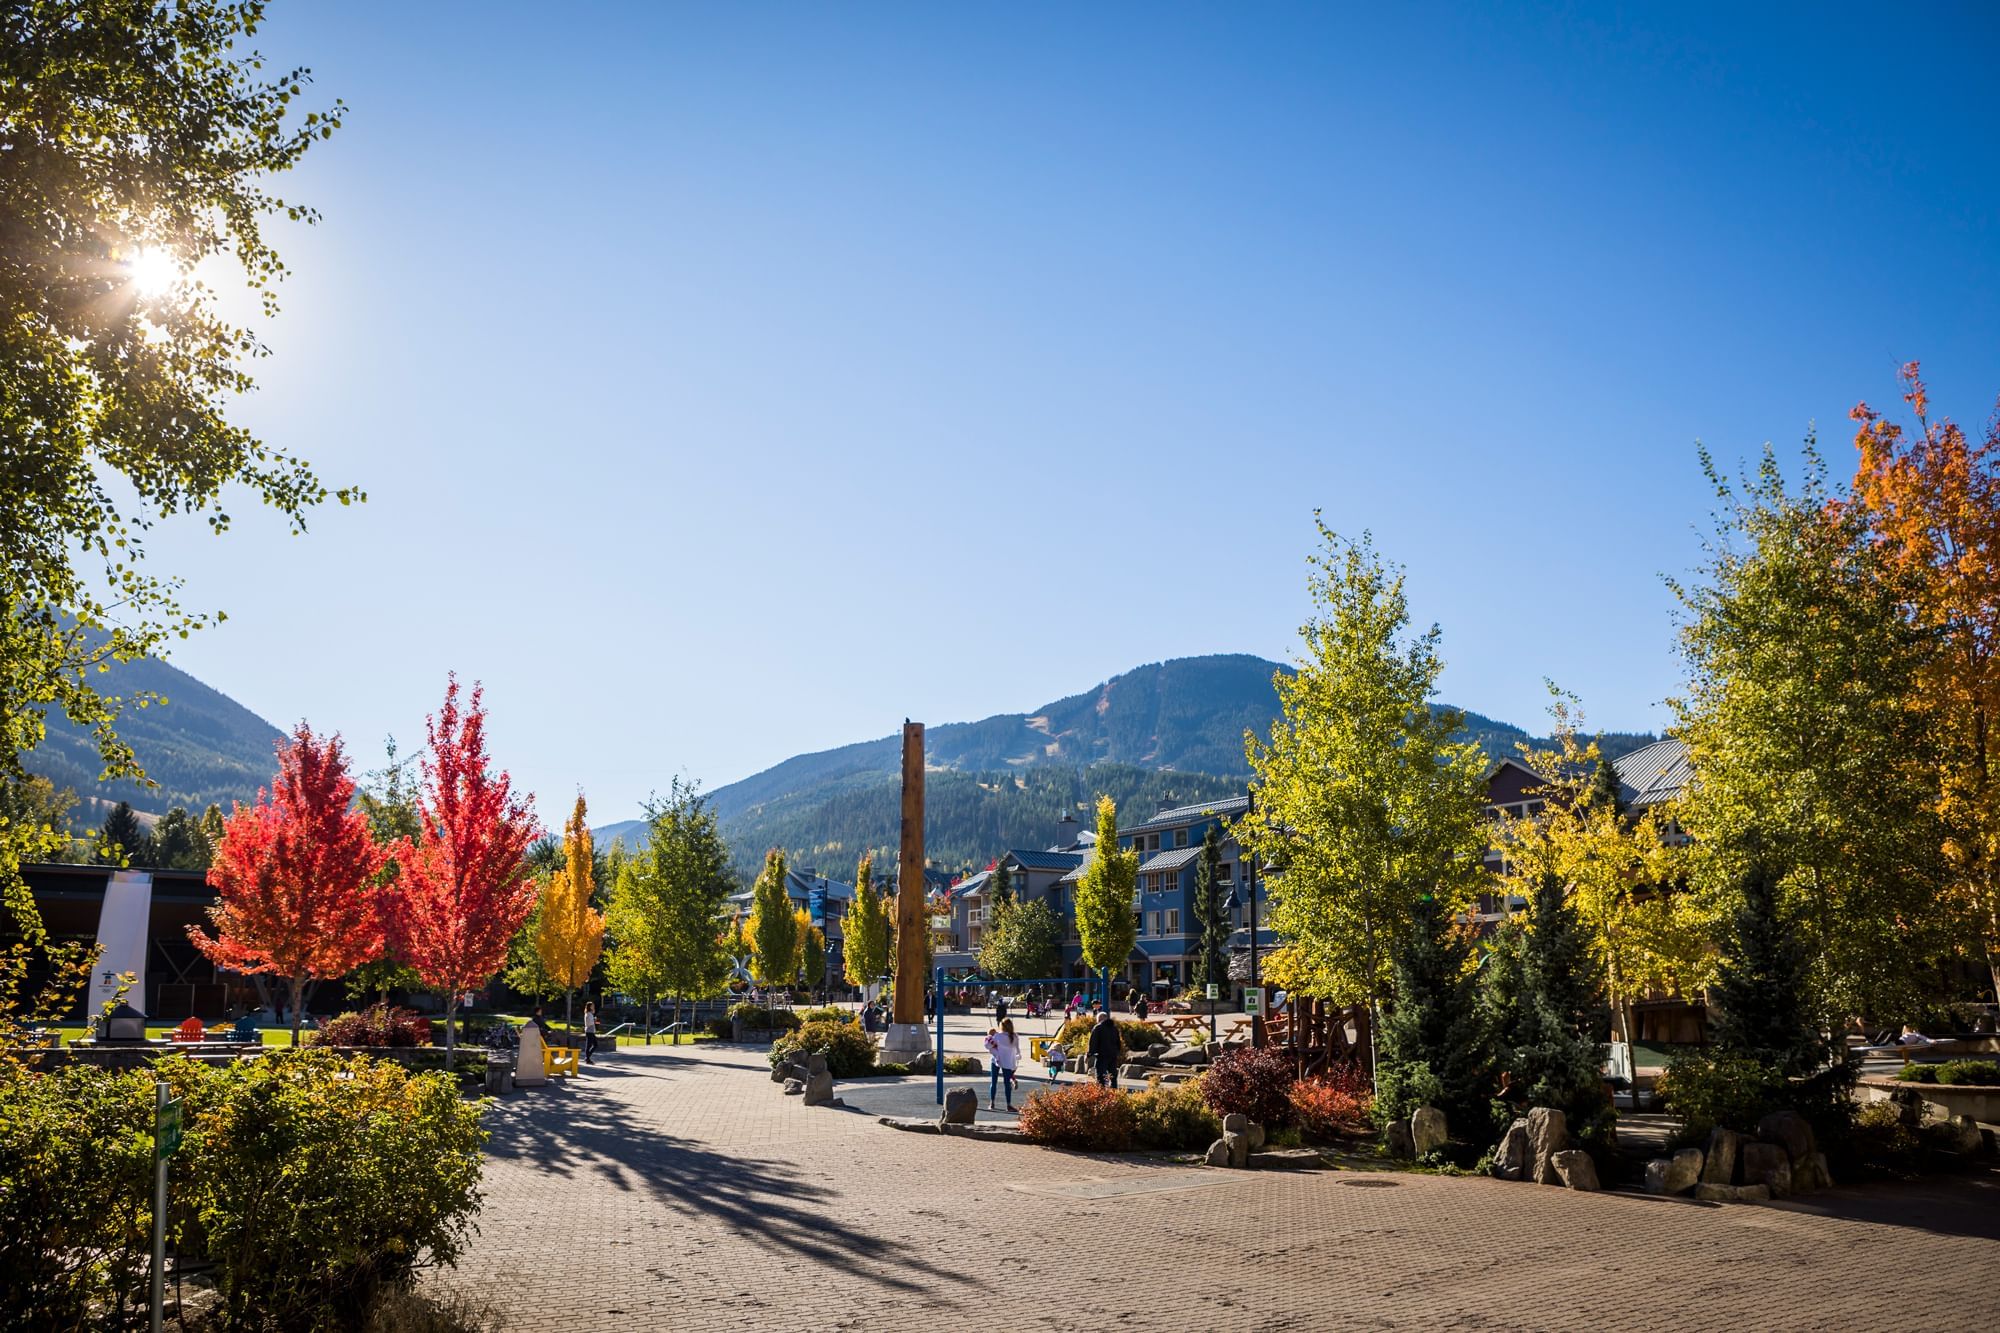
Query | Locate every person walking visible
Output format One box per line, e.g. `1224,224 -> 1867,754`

1133,993 -> 1151,1023
1087,1010 -> 1122,1089
994,992 -> 1009,1025
985,1018 -> 1021,1111
582,1001 -> 599,1065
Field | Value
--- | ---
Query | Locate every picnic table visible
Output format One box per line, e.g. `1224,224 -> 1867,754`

1152,1014 -> 1210,1041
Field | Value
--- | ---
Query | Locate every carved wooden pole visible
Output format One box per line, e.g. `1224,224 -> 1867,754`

892,720 -> 927,1029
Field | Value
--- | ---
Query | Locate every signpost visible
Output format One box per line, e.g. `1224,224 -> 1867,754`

151,1081 -> 182,1332
1243,986 -> 1264,1018
1206,981 -> 1220,1044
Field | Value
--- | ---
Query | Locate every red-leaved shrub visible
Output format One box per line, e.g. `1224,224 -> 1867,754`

1289,1062 -> 1373,1141
308,1003 -> 431,1048
1017,1083 -> 1136,1151
1199,1045 -> 1297,1127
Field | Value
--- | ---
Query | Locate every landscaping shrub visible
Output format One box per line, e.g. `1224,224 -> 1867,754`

163,1051 -> 485,1329
873,1061 -> 912,1076
1018,1083 -> 1136,1151
1288,1062 -> 1373,1141
1851,1099 -> 1921,1171
1053,1016 -> 1162,1056
768,1018 -> 876,1078
1938,1059 -> 1999,1086
1895,1063 -> 1941,1083
0,1062 -> 154,1325
706,1016 -> 734,1039
727,1002 -> 801,1033
308,1003 -> 433,1048
0,1052 -> 484,1330
1129,1076 -> 1220,1150
796,1007 -> 848,1024
942,1055 -> 982,1076
1659,1050 -> 1788,1139
1200,1045 -> 1297,1127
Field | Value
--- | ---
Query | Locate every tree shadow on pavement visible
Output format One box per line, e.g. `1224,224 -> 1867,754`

482,1068 -> 975,1300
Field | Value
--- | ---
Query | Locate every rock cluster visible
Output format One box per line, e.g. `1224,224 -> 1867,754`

1485,1108 -> 1597,1191
1640,1111 -> 1833,1203
771,1052 -> 838,1107
1204,1112 -> 1264,1168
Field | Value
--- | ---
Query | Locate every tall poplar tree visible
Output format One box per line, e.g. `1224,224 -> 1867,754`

842,856 -> 891,991
607,778 -> 735,1037
536,794 -> 605,1028
1074,796 -> 1138,992
1238,522 -> 1490,1012
1670,445 -> 1948,1022
749,850 -> 798,991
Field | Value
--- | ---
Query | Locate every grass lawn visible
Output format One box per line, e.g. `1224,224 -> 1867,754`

43,1025 -> 299,1046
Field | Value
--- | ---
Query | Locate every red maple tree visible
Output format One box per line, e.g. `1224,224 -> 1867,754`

386,675 -> 540,1063
189,724 -> 387,1044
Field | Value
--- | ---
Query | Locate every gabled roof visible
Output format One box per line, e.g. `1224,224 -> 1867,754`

1481,756 -> 1549,785
1005,848 -> 1087,873
1614,737 -> 1693,809
1137,846 -> 1202,874
1058,853 -> 1094,885
953,869 -> 993,900
1119,794 -> 1251,837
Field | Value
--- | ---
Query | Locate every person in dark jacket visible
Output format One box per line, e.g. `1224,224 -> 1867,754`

1087,1010 -> 1123,1089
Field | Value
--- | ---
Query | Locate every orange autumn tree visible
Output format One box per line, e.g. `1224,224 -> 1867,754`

534,793 -> 605,1029
189,725 -> 386,1045
1848,362 -> 2000,1001
388,677 -> 541,1066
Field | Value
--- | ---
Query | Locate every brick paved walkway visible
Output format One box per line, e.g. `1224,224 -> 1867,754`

440,1043 -> 2000,1331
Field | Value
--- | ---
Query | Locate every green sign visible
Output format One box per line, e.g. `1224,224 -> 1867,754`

1204,982 -> 1219,1001
1243,988 -> 1264,1017
155,1098 -> 183,1160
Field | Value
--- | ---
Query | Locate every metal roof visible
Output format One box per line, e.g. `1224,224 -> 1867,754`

1119,794 -> 1251,837
1004,848 -> 1086,873
1613,737 -> 1693,809
1137,846 -> 1202,874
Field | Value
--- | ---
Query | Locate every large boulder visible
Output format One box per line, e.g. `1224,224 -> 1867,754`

1643,1147 -> 1704,1196
1492,1121 -> 1530,1181
1793,1152 -> 1835,1192
1121,1063 -> 1154,1082
1245,1121 -> 1267,1151
782,1078 -> 804,1095
1224,1130 -> 1250,1169
1938,1114 -> 1985,1156
1222,1112 -> 1249,1134
802,1058 -> 835,1106
1701,1128 -> 1745,1185
1694,1182 -> 1770,1204
1386,1120 -> 1416,1160
807,1053 -> 830,1077
909,1049 -> 936,1074
1158,1043 -> 1207,1066
1204,1138 -> 1231,1167
1551,1149 -> 1600,1191
1740,1142 -> 1792,1198
770,1064 -> 792,1084
1756,1110 -> 1816,1165
1410,1106 -> 1448,1158
1527,1107 -> 1569,1185
941,1087 -> 978,1125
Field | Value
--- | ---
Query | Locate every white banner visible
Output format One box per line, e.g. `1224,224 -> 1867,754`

88,870 -> 153,1017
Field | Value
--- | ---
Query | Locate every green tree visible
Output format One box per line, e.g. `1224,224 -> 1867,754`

1190,825 -> 1230,995
150,806 -> 211,870
798,911 -> 827,991
347,738 -> 424,1002
989,862 -> 1014,912
749,850 -> 798,990
979,897 -> 1062,980
1237,522 -> 1491,1012
1500,873 -> 1609,1126
1670,445 -> 1949,1023
1073,796 -> 1138,988
1375,894 -> 1490,1135
842,856 -> 891,990
1,2 -> 352,940
1708,860 -> 1829,1077
607,779 -> 736,1036
94,801 -> 151,867
0,775 -> 78,867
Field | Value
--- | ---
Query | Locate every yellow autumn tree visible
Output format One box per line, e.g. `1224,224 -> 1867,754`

1493,691 -> 1703,1047
536,793 -> 606,1028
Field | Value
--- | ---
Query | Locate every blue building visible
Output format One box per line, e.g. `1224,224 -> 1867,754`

985,796 -> 1276,998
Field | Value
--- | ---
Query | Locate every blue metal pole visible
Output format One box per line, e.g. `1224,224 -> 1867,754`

933,964 -> 945,1105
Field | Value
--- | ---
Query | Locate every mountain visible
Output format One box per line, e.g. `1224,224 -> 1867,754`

23,653 -> 285,825
615,654 -> 1660,880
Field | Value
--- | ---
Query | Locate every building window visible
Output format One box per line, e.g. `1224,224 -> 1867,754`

1165,909 -> 1180,934
1148,911 -> 1160,936
1148,833 -> 1160,852
1174,829 -> 1188,849
1219,862 -> 1234,881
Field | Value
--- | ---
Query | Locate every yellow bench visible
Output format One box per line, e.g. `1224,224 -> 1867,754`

544,1045 -> 580,1078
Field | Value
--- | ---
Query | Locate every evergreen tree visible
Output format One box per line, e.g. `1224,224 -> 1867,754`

989,861 -> 1014,911
1190,825 -> 1230,994
1588,753 -> 1627,817
1505,874 -> 1609,1119
1375,893 -> 1491,1137
95,801 -> 151,866
150,806 -> 209,870
1709,861 -> 1827,1076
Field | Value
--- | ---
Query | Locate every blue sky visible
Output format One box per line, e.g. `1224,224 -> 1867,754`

142,2 -> 2000,826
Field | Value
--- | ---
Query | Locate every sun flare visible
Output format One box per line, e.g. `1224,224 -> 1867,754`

124,246 -> 180,298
